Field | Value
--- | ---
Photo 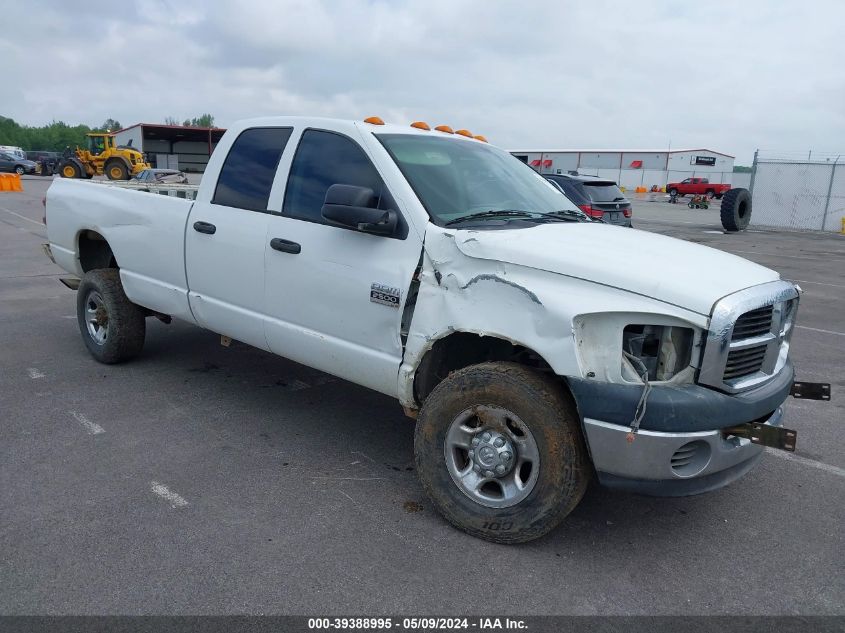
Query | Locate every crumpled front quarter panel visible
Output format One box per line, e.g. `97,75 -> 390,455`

398,226 -> 706,407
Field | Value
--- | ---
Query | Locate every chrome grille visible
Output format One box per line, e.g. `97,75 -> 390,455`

699,281 -> 799,394
731,305 -> 774,340
724,343 -> 768,380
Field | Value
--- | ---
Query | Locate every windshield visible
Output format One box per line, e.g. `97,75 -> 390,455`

377,134 -> 580,225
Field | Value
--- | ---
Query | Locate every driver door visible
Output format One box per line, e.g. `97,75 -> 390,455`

263,128 -> 422,397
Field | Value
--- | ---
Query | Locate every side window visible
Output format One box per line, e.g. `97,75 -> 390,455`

282,129 -> 386,224
212,127 -> 292,211
701,178 -> 709,183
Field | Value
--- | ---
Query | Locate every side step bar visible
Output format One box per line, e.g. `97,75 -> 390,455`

59,277 -> 80,290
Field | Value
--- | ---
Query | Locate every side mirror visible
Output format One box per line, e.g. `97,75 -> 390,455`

321,184 -> 397,236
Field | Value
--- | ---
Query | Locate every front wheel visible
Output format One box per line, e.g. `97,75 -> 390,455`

14,165 -> 25,175
414,362 -> 590,544
76,269 -> 146,363
60,161 -> 80,178
105,160 -> 129,180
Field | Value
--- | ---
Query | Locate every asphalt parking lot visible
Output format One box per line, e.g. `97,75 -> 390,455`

1,177 -> 843,615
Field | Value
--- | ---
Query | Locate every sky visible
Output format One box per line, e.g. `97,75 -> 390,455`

2,0 -> 843,164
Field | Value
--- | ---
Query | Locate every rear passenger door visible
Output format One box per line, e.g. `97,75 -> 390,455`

263,128 -> 423,396
185,127 -> 292,351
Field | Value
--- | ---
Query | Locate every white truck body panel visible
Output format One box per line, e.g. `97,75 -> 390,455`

447,222 -> 778,316
46,179 -> 196,323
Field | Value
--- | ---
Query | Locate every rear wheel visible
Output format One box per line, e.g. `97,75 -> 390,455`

76,269 -> 146,363
105,160 -> 129,180
669,188 -> 678,196
414,362 -> 590,544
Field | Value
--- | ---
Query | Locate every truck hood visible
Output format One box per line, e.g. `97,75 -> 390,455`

451,223 -> 780,315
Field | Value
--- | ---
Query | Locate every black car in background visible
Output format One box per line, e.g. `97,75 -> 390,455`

26,151 -> 61,176
545,173 -> 632,227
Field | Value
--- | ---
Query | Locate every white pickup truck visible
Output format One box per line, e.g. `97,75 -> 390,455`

45,116 -> 807,543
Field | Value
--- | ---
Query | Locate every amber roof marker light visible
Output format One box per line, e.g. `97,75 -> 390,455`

410,121 -> 431,130
363,116 -> 385,125
455,129 -> 473,138
434,125 -> 454,134
473,135 -> 488,143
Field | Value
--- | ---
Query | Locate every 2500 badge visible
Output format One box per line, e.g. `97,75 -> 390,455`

370,283 -> 401,308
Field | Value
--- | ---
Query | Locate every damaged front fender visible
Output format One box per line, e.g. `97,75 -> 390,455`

398,225 -> 708,409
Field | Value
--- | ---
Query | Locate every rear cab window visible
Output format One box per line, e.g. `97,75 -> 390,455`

213,127 -> 293,211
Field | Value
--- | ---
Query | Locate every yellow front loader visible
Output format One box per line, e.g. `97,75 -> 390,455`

58,133 -> 150,180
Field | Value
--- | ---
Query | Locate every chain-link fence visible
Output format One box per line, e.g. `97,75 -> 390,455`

750,151 -> 844,231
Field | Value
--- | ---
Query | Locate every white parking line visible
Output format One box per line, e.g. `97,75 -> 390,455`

0,206 -> 43,227
69,411 -> 105,435
766,449 -> 845,479
732,249 -> 833,261
150,481 -> 189,508
795,325 -> 845,337
789,278 -> 845,289
27,367 -> 45,379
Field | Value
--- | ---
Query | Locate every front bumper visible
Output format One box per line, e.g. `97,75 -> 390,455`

584,407 -> 782,496
569,363 -> 794,496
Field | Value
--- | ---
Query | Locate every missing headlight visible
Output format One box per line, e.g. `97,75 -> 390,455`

622,324 -> 694,382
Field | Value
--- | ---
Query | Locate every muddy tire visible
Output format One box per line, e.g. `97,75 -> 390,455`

720,187 -> 752,232
76,269 -> 145,363
414,362 -> 590,544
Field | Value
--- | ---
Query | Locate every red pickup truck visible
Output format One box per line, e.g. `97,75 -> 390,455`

666,177 -> 730,198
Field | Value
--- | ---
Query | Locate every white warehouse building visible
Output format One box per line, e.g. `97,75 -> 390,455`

509,148 -> 735,190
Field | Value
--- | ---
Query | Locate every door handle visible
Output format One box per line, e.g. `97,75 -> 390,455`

193,221 -> 216,234
270,238 -> 301,254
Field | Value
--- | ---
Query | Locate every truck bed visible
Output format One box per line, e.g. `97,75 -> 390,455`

46,178 -> 197,322
85,179 -> 200,200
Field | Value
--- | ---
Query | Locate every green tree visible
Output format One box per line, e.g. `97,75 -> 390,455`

191,114 -> 215,127
181,114 -> 215,128
0,116 -> 91,151
100,118 -> 122,132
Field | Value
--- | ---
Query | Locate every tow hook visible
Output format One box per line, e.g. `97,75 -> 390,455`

790,381 -> 831,401
721,381 -> 831,452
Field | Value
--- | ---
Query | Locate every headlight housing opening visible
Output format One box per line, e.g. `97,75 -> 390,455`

622,324 -> 695,382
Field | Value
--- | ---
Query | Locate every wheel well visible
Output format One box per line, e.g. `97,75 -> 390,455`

413,332 -> 554,404
78,230 -> 117,272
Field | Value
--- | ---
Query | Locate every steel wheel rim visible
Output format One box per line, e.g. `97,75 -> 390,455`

444,405 -> 540,508
84,290 -> 108,345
